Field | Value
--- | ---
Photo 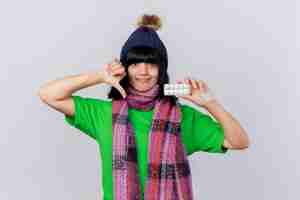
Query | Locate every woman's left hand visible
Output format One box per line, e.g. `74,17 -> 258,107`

176,77 -> 217,108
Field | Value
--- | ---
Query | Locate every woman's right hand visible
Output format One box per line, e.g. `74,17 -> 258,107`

101,58 -> 127,98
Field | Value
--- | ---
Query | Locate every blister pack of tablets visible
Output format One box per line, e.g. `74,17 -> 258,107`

164,83 -> 216,102
164,83 -> 191,96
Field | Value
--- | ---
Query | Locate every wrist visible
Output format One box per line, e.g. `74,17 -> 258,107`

94,70 -> 107,84
82,70 -> 106,86
202,99 -> 221,110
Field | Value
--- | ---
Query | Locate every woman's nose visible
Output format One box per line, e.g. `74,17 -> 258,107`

139,63 -> 149,73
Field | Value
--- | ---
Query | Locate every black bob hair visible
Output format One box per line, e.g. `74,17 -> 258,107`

107,46 -> 178,106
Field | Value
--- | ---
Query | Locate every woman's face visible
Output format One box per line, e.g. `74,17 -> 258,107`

127,62 -> 159,92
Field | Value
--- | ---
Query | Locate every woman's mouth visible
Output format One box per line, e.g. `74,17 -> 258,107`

136,77 -> 151,81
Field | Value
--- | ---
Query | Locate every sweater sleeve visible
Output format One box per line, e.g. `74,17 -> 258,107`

191,107 -> 228,154
64,95 -> 104,140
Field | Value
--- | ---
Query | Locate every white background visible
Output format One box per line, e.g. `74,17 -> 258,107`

1,0 -> 299,199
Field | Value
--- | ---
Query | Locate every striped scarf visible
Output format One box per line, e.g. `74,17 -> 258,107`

112,84 -> 193,200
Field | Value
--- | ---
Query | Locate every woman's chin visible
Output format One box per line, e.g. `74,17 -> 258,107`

135,87 -> 150,92
134,84 -> 155,92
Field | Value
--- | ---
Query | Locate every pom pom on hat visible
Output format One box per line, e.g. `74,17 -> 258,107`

137,14 -> 162,31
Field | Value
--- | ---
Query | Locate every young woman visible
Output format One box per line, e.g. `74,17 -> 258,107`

38,14 -> 249,200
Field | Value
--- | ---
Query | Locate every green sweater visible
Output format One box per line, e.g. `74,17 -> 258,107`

64,95 -> 228,200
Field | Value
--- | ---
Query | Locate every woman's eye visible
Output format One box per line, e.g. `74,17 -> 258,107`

129,64 -> 136,67
130,63 -> 158,68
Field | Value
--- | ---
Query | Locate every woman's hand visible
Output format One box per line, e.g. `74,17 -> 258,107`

176,77 -> 217,108
102,58 -> 127,98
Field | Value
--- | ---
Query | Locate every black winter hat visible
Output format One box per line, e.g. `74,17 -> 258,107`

120,14 -> 168,68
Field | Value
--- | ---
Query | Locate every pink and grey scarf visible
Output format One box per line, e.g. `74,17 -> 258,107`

112,84 -> 193,200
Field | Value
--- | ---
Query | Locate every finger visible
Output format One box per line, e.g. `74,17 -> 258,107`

108,60 -> 117,70
114,84 -> 127,99
105,64 -> 116,76
184,77 -> 190,84
120,72 -> 127,80
104,64 -> 112,73
190,79 -> 198,89
184,78 -> 193,93
111,67 -> 126,76
197,80 -> 208,93
111,67 -> 125,76
196,81 -> 203,91
110,64 -> 118,71
111,58 -> 119,64
114,83 -> 127,98
112,64 -> 125,73
112,58 -> 119,63
202,82 -> 209,92
111,58 -> 121,69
